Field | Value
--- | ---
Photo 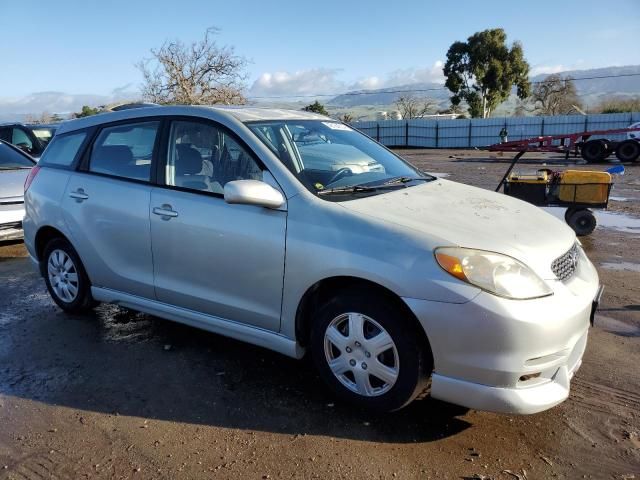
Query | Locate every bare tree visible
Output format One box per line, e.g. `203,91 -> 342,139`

532,74 -> 582,115
137,28 -> 248,105
395,94 -> 436,119
339,112 -> 354,123
25,112 -> 53,124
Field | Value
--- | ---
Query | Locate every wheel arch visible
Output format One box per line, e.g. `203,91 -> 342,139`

294,275 -> 432,359
34,225 -> 69,262
33,226 -> 88,279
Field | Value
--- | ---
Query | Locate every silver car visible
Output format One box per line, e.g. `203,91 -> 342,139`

23,106 -> 601,414
0,141 -> 36,241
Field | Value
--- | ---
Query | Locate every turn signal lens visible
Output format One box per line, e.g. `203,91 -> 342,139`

434,252 -> 467,281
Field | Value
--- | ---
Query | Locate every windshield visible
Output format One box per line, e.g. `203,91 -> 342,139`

246,120 -> 432,198
30,127 -> 57,146
0,142 -> 35,169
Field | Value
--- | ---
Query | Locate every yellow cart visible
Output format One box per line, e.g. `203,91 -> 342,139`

503,169 -> 613,236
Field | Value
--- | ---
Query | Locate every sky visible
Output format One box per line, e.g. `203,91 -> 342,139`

1,0 -> 639,112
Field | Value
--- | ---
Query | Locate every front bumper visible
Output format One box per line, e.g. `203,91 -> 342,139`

404,252 -> 600,414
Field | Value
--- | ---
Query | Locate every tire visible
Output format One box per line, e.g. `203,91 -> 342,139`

580,140 -> 607,163
567,209 -> 597,236
564,207 -> 577,224
615,139 -> 640,162
42,238 -> 96,313
310,289 -> 432,412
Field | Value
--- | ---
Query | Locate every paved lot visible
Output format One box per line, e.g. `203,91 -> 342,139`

0,150 -> 639,479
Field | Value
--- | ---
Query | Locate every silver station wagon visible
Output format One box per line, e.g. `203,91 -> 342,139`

23,106 -> 601,413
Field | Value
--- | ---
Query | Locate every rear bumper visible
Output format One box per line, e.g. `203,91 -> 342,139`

0,222 -> 23,242
0,203 -> 25,241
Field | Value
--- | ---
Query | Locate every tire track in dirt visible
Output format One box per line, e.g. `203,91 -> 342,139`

571,377 -> 640,414
0,451 -> 77,480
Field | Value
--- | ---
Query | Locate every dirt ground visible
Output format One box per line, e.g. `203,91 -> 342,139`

0,149 -> 638,480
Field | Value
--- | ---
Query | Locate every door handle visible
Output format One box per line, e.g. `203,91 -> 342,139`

152,204 -> 179,218
69,189 -> 89,201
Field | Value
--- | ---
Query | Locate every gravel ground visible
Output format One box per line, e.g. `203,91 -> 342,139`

0,149 -> 638,480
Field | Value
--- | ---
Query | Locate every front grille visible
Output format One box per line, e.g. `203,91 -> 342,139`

551,243 -> 579,281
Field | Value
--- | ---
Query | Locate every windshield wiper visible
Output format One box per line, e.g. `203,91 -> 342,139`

0,166 -> 32,170
317,183 -> 411,196
381,176 -> 434,185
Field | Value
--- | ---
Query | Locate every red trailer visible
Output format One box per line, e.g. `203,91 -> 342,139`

488,126 -> 640,163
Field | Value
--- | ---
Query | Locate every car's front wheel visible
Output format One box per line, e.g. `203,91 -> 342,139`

311,290 -> 432,412
43,238 -> 96,313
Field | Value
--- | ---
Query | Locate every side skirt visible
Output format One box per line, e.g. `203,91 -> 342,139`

91,287 -> 305,359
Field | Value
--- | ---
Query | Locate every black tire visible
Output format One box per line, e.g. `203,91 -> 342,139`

567,209 -> 597,236
310,289 -> 432,412
580,140 -> 608,163
564,207 -> 577,224
615,139 -> 640,162
42,237 -> 96,313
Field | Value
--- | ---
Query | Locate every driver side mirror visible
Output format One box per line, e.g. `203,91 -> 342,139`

224,180 -> 285,209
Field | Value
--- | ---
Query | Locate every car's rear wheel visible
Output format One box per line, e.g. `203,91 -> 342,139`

43,238 -> 96,313
310,289 -> 431,412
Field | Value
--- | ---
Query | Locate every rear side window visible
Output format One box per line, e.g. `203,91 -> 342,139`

89,121 -> 159,182
38,131 -> 87,167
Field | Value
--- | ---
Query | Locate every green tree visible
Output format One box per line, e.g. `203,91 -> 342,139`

443,28 -> 531,118
302,101 -> 329,115
74,105 -> 101,118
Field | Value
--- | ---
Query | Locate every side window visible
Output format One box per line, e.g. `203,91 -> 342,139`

12,128 -> 33,150
165,121 -> 262,194
38,131 -> 87,167
89,121 -> 159,181
0,128 -> 10,143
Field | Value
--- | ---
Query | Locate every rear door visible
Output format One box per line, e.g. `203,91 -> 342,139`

149,118 -> 287,331
61,119 -> 162,299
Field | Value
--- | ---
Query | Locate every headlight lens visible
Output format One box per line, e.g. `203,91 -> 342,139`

435,247 -> 553,300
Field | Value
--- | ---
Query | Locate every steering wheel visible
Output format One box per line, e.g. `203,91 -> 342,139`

326,167 -> 352,186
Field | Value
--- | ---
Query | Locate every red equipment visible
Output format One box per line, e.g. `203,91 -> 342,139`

488,126 -> 640,164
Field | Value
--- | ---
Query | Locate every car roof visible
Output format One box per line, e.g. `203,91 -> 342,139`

55,105 -> 331,136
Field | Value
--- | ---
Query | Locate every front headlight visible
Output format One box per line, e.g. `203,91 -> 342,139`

435,247 -> 553,300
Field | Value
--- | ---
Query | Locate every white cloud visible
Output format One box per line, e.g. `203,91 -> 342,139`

249,68 -> 345,97
249,61 -> 446,98
530,64 -> 566,76
0,89 -> 141,119
383,61 -> 445,86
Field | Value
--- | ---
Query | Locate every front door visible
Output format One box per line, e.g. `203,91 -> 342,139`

150,119 -> 287,331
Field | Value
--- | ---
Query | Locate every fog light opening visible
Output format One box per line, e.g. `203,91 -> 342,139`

519,372 -> 542,382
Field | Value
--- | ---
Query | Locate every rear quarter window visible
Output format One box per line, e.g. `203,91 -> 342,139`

38,131 -> 88,167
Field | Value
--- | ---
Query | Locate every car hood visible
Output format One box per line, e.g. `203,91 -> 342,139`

0,169 -> 30,202
338,178 -> 576,279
